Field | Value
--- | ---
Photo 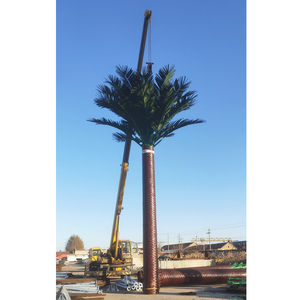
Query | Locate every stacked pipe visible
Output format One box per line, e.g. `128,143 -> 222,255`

56,272 -> 69,279
56,281 -> 101,294
138,266 -> 246,287
115,275 -> 143,291
106,284 -> 119,292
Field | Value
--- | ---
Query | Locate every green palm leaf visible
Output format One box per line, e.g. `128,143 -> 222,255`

88,65 -> 205,147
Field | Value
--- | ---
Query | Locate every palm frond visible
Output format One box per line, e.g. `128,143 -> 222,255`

112,132 -> 128,143
153,118 -> 205,146
115,65 -> 135,90
89,65 -> 205,147
155,65 -> 175,90
87,117 -> 132,136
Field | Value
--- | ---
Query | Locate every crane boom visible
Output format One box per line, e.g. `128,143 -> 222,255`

137,10 -> 152,73
109,10 -> 152,258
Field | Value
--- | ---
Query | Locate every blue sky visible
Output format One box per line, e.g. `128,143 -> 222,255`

2,1 -> 300,299
56,0 -> 246,251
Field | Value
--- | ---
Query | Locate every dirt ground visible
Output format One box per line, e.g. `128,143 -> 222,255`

59,262 -> 246,300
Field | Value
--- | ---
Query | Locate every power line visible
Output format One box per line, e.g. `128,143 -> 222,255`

169,223 -> 246,236
231,236 -> 246,240
158,223 -> 235,235
210,223 -> 246,230
157,223 -> 246,245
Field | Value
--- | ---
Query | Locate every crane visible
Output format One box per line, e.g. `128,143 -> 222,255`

109,10 -> 152,259
86,10 -> 152,280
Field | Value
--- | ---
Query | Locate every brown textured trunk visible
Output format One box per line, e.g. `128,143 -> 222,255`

142,145 -> 159,294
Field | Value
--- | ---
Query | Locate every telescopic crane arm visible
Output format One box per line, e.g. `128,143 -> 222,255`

109,10 -> 152,259
137,10 -> 152,73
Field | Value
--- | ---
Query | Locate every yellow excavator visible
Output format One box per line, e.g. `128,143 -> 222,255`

85,10 -> 152,279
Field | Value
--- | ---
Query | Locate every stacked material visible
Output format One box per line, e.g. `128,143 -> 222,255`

56,281 -> 101,294
115,275 -> 143,291
56,272 -> 69,279
56,285 -> 105,300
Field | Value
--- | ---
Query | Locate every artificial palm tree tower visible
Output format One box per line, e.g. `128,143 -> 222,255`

88,65 -> 205,294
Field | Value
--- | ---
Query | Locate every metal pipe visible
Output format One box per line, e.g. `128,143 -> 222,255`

56,283 -> 98,288
58,286 -> 98,291
56,284 -> 97,288
56,272 -> 69,279
56,286 -> 99,291
138,267 -> 246,286
137,265 -> 234,281
115,283 -> 127,288
60,281 -> 97,286
115,276 -> 143,292
56,284 -> 100,294
108,284 -> 118,292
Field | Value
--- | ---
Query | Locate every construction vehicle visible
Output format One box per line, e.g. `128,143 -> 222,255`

85,10 -> 152,280
89,247 -> 103,262
86,240 -> 138,278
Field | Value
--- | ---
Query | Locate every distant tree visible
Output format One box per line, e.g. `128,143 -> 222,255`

65,235 -> 85,252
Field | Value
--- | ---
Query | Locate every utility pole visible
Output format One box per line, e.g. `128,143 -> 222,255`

158,240 -> 164,253
207,229 -> 211,251
178,234 -> 182,250
191,237 -> 231,251
191,236 -> 205,251
168,233 -> 169,252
